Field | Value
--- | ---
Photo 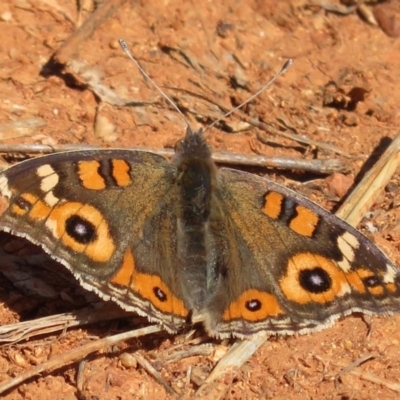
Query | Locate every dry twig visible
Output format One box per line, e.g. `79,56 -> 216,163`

0,143 -> 348,174
0,325 -> 162,395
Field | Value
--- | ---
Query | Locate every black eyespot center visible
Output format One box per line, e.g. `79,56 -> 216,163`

245,299 -> 262,312
65,215 -> 97,244
299,267 -> 332,294
363,275 -> 381,288
154,287 -> 167,302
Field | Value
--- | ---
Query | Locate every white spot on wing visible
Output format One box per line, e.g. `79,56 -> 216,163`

0,176 -> 11,198
342,232 -> 359,249
45,218 -> 58,237
383,263 -> 399,284
338,282 -> 351,296
337,259 -> 352,273
38,165 -> 59,194
41,175 -> 59,193
44,191 -> 60,207
37,164 -> 56,178
336,232 -> 360,272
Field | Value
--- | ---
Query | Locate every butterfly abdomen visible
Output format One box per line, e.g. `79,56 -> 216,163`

175,129 -> 219,310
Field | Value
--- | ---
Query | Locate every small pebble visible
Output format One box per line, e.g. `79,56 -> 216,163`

119,352 -> 137,368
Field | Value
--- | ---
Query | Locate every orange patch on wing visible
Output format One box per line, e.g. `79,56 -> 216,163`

111,250 -> 135,286
263,191 -> 284,219
78,161 -> 106,190
223,289 -> 284,322
11,193 -> 37,216
386,283 -> 397,293
368,285 -> 384,295
29,199 -> 52,220
111,159 -> 131,187
47,202 -> 115,262
289,206 -> 319,237
280,253 -> 350,304
117,250 -> 188,317
132,274 -> 188,317
10,203 -> 26,216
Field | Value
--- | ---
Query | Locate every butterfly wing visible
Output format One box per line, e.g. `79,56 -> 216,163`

0,150 -> 189,332
204,167 -> 400,338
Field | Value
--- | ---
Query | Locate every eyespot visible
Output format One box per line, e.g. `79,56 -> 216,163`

245,299 -> 262,312
111,251 -> 189,317
280,253 -> 351,304
299,267 -> 332,294
153,287 -> 168,302
15,196 -> 32,213
362,275 -> 381,288
65,215 -> 97,244
45,202 -> 116,262
223,289 -> 284,322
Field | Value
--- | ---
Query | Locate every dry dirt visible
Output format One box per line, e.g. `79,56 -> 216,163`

0,0 -> 400,399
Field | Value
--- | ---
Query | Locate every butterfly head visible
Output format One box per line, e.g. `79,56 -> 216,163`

174,127 -> 212,161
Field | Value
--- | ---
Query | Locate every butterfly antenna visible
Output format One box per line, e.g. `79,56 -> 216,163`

204,58 -> 293,134
119,39 -> 192,130
120,39 -> 292,135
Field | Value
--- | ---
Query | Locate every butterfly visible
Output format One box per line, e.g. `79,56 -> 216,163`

0,124 -> 399,339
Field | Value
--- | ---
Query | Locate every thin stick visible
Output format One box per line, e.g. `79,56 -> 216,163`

0,143 -> 348,174
0,325 -> 163,395
134,352 -> 177,395
0,303 -> 134,344
335,358 -> 400,393
54,0 -> 128,66
336,130 -> 400,227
